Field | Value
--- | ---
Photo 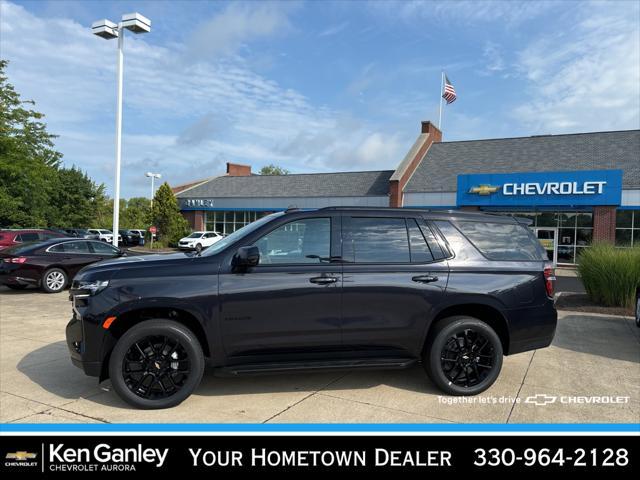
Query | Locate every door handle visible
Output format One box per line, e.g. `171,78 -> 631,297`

309,276 -> 338,285
412,274 -> 439,284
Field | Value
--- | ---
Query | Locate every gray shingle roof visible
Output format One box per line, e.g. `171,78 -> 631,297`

177,170 -> 394,198
404,130 -> 640,192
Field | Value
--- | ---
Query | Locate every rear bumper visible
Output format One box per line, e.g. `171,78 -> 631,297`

505,300 -> 557,355
0,266 -> 40,286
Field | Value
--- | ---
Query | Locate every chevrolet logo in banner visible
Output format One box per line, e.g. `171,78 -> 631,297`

6,451 -> 37,460
468,185 -> 499,195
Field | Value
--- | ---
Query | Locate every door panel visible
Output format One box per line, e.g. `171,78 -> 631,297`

340,216 -> 449,355
219,216 -> 342,358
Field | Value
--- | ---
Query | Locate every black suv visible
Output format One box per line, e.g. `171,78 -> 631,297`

66,208 -> 557,409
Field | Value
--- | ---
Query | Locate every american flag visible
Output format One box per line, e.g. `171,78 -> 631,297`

442,75 -> 457,104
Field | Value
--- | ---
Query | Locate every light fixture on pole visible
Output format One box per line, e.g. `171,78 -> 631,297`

92,13 -> 151,246
145,172 -> 162,208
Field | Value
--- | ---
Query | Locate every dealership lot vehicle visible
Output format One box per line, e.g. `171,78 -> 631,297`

119,229 -> 145,246
87,229 -> 122,244
66,208 -> 557,409
63,228 -> 100,240
178,231 -> 223,252
0,238 -> 125,293
0,229 -> 66,250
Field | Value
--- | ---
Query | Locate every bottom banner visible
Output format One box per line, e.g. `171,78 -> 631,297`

0,435 -> 635,475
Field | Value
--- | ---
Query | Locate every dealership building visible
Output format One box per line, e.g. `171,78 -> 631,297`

174,121 -> 639,265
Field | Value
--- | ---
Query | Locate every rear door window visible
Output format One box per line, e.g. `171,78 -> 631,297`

455,221 -> 547,261
89,241 -> 119,255
345,217 -> 410,263
17,233 -> 39,242
63,241 -> 91,254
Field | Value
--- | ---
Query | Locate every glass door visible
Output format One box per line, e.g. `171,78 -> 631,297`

533,227 -> 557,265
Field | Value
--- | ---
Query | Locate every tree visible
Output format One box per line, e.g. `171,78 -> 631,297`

0,59 -> 108,229
120,197 -> 151,229
150,182 -> 189,245
0,60 -> 62,227
259,164 -> 290,175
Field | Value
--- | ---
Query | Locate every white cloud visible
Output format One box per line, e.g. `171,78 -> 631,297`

480,41 -> 505,75
186,2 -> 293,59
513,1 -> 640,132
0,1 -> 404,198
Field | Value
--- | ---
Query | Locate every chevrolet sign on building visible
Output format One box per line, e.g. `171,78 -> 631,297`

457,170 -> 623,207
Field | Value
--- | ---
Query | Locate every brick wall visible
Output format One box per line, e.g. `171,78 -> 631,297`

181,210 -> 204,231
592,206 -> 616,243
226,162 -> 251,176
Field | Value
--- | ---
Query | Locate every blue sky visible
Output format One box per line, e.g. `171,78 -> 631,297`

1,0 -> 639,198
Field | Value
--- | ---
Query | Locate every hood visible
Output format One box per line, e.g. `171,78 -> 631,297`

76,251 -> 198,280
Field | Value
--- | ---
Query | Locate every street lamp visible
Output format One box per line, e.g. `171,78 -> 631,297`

92,13 -> 151,246
145,172 -> 161,208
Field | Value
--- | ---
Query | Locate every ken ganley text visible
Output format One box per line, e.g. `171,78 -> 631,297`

190,448 -> 452,468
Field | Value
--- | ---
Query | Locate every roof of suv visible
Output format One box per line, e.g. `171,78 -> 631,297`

314,206 -> 523,224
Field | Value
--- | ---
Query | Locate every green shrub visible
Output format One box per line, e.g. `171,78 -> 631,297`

577,243 -> 640,308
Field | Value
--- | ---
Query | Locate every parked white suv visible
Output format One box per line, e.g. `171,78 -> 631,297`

88,229 -> 123,244
178,231 -> 223,252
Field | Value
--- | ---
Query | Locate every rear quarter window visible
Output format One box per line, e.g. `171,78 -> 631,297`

454,221 -> 547,261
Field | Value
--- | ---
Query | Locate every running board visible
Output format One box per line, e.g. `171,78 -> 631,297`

216,357 -> 418,376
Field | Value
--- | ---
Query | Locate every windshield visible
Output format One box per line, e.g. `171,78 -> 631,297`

200,213 -> 283,257
99,230 -> 112,234
187,232 -> 203,238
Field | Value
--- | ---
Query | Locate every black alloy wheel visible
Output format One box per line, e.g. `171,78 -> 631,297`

109,320 -> 204,409
424,316 -> 503,395
195,243 -> 203,253
122,335 -> 191,400
439,329 -> 497,388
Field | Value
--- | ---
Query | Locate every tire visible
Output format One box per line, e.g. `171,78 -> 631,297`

6,284 -> 28,290
41,268 -> 68,293
109,319 -> 205,409
195,243 -> 203,253
423,315 -> 503,396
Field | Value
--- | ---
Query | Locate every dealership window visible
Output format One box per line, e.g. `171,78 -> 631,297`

204,210 -> 269,236
615,210 -> 640,247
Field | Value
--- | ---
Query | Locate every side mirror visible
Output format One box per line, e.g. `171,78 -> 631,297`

233,245 -> 259,267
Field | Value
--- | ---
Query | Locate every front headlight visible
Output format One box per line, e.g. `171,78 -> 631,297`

77,279 -> 109,295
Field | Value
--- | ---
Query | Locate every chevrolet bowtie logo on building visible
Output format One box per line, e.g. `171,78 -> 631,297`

468,184 -> 500,195
5,451 -> 37,461
524,394 -> 557,406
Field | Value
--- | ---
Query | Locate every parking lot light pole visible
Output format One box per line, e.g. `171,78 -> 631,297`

145,172 -> 161,208
92,13 -> 151,246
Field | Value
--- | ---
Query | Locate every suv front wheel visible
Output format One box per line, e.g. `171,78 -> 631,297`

424,316 -> 503,396
109,319 -> 205,409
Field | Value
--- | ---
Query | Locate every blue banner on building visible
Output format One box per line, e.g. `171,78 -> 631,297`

456,170 -> 623,207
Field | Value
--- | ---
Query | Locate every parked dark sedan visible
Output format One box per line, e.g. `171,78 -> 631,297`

0,238 -> 125,293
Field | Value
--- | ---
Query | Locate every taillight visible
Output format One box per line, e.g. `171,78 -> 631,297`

3,257 -> 28,264
544,266 -> 555,298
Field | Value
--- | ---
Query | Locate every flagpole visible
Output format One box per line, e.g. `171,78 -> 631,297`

438,70 -> 444,131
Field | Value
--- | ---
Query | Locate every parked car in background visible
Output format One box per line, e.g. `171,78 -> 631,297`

63,228 -> 99,240
0,238 -> 126,293
178,231 -> 223,253
66,207 -> 557,408
0,229 -> 66,250
119,230 -> 145,246
87,229 -> 122,244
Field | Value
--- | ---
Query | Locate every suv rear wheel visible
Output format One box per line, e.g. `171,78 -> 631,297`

423,316 -> 503,395
109,320 -> 205,409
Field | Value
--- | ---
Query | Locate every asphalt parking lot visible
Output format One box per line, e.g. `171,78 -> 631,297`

1,285 -> 638,424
